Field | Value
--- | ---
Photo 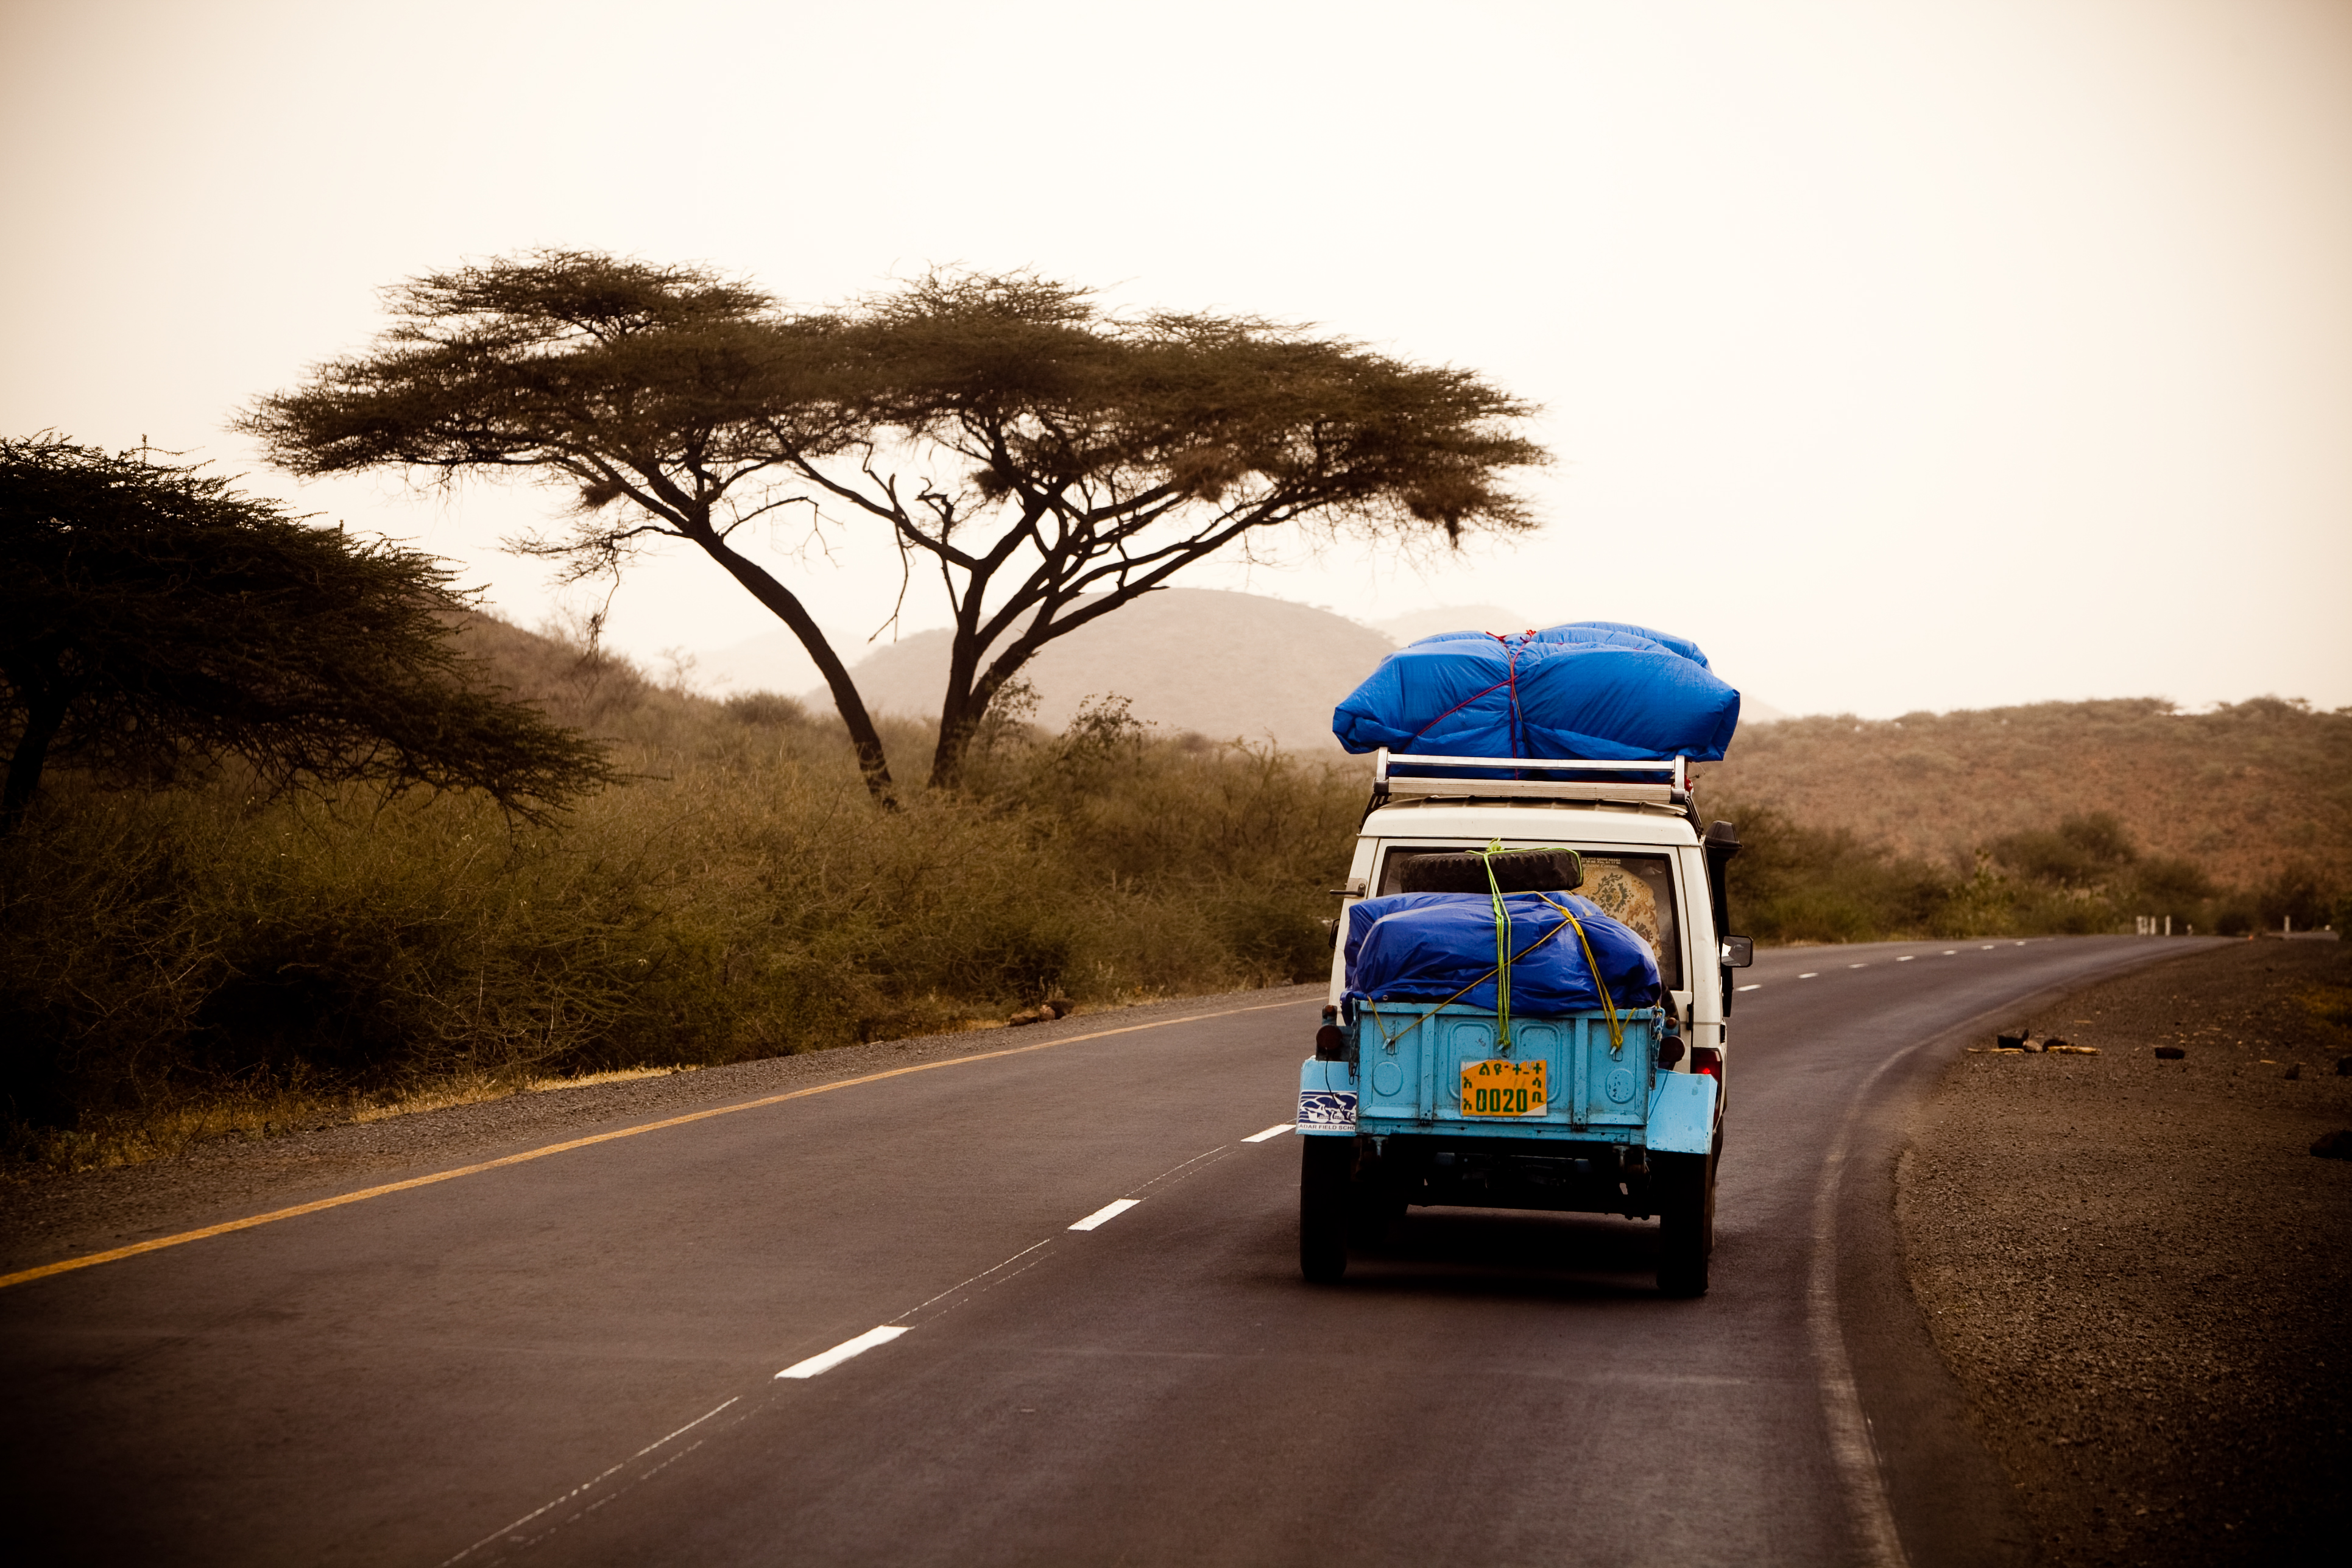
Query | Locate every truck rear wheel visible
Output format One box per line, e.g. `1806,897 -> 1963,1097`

1299,1136 -> 1352,1283
1706,1126 -> 1723,1257
1656,1151 -> 1711,1298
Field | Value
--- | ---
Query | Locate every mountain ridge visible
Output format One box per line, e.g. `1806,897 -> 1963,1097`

694,589 -> 1791,747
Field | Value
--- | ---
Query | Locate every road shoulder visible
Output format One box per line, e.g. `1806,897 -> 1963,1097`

1896,939 -> 2351,1565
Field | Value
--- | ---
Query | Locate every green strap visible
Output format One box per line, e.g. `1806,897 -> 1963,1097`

1467,842 -> 1627,1056
1476,840 -> 1514,1048
1534,891 -> 1625,1052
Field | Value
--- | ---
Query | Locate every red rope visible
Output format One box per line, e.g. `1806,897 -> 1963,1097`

1497,633 -> 1525,760
1399,632 -> 1531,754
1404,674 -> 1513,746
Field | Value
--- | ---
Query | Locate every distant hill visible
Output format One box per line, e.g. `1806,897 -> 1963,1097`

1700,697 -> 2352,890
1373,605 -> 1535,644
457,612 -> 2341,899
718,589 -> 1401,752
694,593 -> 1795,747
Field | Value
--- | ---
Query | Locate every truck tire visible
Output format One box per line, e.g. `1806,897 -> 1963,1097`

1655,1151 -> 1710,1298
1299,1136 -> 1352,1283
1706,1126 -> 1723,1257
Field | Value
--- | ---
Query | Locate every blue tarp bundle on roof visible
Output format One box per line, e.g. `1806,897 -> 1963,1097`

1344,892 -> 1662,1013
1331,621 -> 1740,761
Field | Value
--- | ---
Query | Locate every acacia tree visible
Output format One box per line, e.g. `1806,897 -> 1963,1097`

244,252 -> 1545,797
0,436 -> 616,836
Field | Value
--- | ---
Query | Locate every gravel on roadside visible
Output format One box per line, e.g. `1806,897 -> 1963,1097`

0,983 -> 1324,1280
1898,938 -> 2351,1566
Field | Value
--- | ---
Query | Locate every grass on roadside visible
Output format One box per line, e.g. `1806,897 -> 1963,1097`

5,615 -> 2345,1174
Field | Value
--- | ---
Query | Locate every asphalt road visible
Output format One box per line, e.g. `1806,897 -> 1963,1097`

0,935 -> 2220,1567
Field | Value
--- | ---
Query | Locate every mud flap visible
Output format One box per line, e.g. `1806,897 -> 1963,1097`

1645,1072 -> 1718,1155
1296,1058 -> 1357,1135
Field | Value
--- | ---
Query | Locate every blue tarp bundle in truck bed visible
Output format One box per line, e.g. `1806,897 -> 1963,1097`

1330,621 -> 1740,761
1344,892 -> 1662,1013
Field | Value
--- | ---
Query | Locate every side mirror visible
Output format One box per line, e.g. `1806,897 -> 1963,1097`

1720,936 -> 1754,969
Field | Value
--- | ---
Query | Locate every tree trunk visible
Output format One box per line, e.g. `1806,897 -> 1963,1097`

1,688 -> 68,838
691,534 -> 898,805
925,588 -> 1151,789
928,623 -> 992,791
929,687 -> 983,791
927,615 -> 1042,791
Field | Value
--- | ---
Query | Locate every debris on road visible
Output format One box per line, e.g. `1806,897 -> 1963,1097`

1007,996 -> 1073,1026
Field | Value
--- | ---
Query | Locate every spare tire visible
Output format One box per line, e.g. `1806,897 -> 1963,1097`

1397,849 -> 1583,895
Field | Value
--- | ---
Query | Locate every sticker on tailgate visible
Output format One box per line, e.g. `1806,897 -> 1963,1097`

1298,1089 -> 1358,1129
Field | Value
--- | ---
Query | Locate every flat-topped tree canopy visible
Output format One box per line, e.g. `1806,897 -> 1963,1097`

244,252 -> 1546,796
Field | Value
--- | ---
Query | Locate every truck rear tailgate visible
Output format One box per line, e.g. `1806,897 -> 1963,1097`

1351,1002 -> 1660,1139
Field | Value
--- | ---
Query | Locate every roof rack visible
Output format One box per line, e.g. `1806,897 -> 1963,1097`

1371,747 -> 1688,806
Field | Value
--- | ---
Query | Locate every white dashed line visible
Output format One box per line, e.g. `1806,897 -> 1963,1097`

777,1324 -> 909,1380
1243,1123 -> 1293,1143
1896,956 -> 1915,962
1848,963 -> 1867,969
439,1397 -> 741,1564
1980,944 -> 1996,950
1068,1198 -> 1140,1231
1739,983 -> 1762,992
1942,950 -> 1957,955
1798,972 -> 1820,979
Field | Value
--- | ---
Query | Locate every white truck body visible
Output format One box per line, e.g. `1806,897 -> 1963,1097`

1299,750 -> 1746,1294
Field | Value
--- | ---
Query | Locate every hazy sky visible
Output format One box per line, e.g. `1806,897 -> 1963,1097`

5,0 -> 2348,718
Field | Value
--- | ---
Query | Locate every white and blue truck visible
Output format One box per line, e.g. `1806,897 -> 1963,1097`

1299,749 -> 1751,1296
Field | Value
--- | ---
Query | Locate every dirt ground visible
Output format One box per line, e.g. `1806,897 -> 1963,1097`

1898,938 -> 2352,1566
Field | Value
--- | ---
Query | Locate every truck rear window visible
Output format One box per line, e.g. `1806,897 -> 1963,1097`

1374,847 -> 1683,990
1578,855 -> 1682,991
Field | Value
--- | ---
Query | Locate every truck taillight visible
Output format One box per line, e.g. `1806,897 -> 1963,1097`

1315,1023 -> 1348,1062
1692,1047 -> 1722,1081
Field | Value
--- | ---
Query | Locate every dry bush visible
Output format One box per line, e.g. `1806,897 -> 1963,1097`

20,618 -> 2339,1167
1,623 -> 1368,1168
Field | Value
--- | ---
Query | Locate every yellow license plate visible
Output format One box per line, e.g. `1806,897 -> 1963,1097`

1460,1058 -> 1548,1116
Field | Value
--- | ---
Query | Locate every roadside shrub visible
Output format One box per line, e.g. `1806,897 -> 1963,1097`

21,608 -> 2331,1166
1987,813 -> 2137,889
1718,801 -> 1954,942
2256,865 -> 2336,932
1709,797 -> 2295,944
0,642 -> 1371,1160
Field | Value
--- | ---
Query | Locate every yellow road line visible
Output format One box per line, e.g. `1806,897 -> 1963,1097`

0,998 -> 1305,1292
